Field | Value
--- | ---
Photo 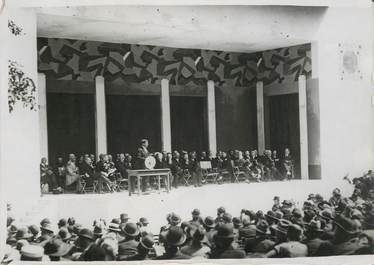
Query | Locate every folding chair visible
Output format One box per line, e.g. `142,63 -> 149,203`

232,166 -> 246,182
82,179 -> 99,193
117,177 -> 129,191
200,161 -> 219,184
182,169 -> 192,186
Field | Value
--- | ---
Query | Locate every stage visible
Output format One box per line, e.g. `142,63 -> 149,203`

10,179 -> 353,235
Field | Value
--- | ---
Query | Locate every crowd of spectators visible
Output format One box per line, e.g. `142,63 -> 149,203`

40,139 -> 295,194
5,170 -> 374,262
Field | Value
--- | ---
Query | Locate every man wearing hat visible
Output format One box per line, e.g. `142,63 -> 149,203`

118,222 -> 140,260
202,216 -> 216,247
138,217 -> 151,236
157,226 -> 189,259
272,196 -> 281,212
302,219 -> 331,256
245,220 -> 275,254
265,224 -> 308,257
43,237 -> 74,261
125,235 -> 154,260
58,227 -> 73,243
189,209 -> 203,226
15,227 -> 33,242
238,215 -> 256,242
120,213 -> 130,224
28,225 -> 40,242
58,218 -> 68,229
215,206 -> 226,224
209,223 -> 246,259
271,219 -> 291,244
75,228 -> 96,261
181,226 -> 210,258
36,222 -> 55,244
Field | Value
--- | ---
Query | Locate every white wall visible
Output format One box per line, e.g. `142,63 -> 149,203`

2,8 -> 41,213
313,6 -> 374,180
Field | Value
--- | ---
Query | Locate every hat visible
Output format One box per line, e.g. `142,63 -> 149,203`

20,245 -> 44,259
40,223 -> 54,233
120,213 -> 129,220
111,218 -> 121,224
217,206 -> 226,214
67,217 -> 75,226
265,210 -> 278,221
79,228 -> 94,241
282,200 -> 292,207
315,194 -> 324,201
273,196 -> 280,201
140,235 -> 154,250
165,226 -> 186,246
139,217 -> 149,225
256,210 -> 264,219
192,209 -> 200,216
273,219 -> 291,235
334,215 -> 362,235
72,224 -> 82,235
40,218 -> 51,226
232,217 -> 241,225
318,208 -> 334,220
203,216 -> 215,228
58,218 -> 67,227
223,213 -> 232,223
306,219 -> 323,232
292,208 -> 303,219
256,220 -> 270,235
308,193 -> 315,200
15,227 -> 32,240
28,225 -> 40,236
44,238 -> 73,257
7,224 -> 18,234
275,210 -> 284,220
317,201 -> 332,210
93,225 -> 104,236
332,188 -> 341,196
215,224 -> 235,239
58,228 -> 72,241
108,222 -> 121,232
170,213 -> 181,226
122,222 -> 140,237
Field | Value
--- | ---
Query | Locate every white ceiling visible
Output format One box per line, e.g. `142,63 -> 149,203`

36,5 -> 327,53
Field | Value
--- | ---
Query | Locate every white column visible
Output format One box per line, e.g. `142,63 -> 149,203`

256,81 -> 265,155
207,80 -> 217,156
95,76 -> 107,156
38,73 -> 48,159
298,75 -> 309,180
160,79 -> 171,152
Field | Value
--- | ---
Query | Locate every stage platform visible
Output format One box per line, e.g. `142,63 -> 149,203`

12,179 -> 353,235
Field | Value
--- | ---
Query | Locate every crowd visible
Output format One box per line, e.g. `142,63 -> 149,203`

4,170 -> 374,262
40,139 -> 296,194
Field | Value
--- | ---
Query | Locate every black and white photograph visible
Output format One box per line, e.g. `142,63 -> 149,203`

0,0 -> 374,264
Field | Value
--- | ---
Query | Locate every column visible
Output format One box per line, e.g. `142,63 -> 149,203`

38,73 -> 48,159
298,75 -> 309,180
207,80 -> 217,156
160,79 -> 171,152
256,81 -> 265,155
95,76 -> 107,156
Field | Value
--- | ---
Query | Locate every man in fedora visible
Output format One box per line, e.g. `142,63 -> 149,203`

181,226 -> 210,259
157,226 -> 189,259
20,245 -> 46,261
118,222 -> 140,260
209,223 -> 246,259
271,219 -> 291,244
125,235 -> 154,260
74,228 -> 96,261
43,237 -> 74,261
302,219 -> 330,256
189,209 -> 203,226
36,222 -> 55,244
202,216 -> 216,247
238,215 -> 256,242
265,224 -> 308,258
245,220 -> 275,254
120,213 -> 130,224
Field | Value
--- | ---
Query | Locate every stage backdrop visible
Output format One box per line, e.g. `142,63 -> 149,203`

38,38 -> 311,158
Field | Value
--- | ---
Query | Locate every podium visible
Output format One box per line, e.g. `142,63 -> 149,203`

126,168 -> 171,196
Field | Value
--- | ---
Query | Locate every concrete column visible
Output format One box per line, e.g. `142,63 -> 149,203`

38,73 -> 48,159
160,79 -> 171,152
256,81 -> 265,155
95,76 -> 107,156
207,80 -> 217,156
298,75 -> 309,180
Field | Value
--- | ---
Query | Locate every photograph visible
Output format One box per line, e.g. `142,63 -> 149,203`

0,0 -> 374,264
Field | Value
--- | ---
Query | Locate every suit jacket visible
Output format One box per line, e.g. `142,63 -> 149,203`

118,239 -> 139,260
65,161 -> 79,186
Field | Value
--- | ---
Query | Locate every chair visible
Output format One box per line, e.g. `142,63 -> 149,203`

232,166 -> 246,182
200,161 -> 219,184
182,169 -> 192,186
117,177 -> 129,191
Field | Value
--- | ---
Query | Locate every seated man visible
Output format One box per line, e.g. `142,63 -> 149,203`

80,157 -> 95,186
96,154 -> 115,193
40,157 -> 57,192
